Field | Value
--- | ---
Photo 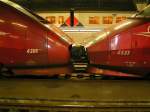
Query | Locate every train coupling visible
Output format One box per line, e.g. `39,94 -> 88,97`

72,62 -> 88,71
70,45 -> 88,72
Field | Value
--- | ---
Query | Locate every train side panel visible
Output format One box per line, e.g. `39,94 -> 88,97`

108,29 -> 132,67
131,22 -> 150,72
87,31 -> 109,65
86,19 -> 150,76
0,3 -> 27,66
108,21 -> 150,74
47,31 -> 71,65
25,19 -> 48,66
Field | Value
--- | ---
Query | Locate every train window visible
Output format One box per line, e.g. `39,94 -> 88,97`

89,16 -> 100,24
103,16 -> 113,24
116,16 -> 127,23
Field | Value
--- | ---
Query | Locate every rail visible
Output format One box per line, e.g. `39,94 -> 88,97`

0,98 -> 150,111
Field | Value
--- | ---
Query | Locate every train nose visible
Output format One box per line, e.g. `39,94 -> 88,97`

70,45 -> 88,72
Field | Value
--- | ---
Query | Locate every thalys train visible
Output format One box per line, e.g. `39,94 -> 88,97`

0,0 -> 74,75
85,5 -> 150,77
0,0 -> 150,78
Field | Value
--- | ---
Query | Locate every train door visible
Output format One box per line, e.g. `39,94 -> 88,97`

0,3 -> 26,66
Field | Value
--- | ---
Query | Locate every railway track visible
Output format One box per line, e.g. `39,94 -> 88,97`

0,72 -> 141,80
0,98 -> 150,112
0,79 -> 149,111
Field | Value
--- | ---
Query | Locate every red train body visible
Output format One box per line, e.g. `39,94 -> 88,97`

0,0 -> 150,77
86,5 -> 150,77
0,0 -> 74,75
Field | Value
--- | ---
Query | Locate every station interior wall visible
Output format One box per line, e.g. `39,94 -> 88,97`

37,3 -> 147,44
38,12 -> 135,44
38,12 -> 135,28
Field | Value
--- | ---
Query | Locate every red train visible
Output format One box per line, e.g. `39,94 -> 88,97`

0,0 -> 150,78
85,5 -> 150,77
0,0 -> 74,76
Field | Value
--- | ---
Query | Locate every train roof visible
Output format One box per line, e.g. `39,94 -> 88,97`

1,0 -> 48,24
0,0 -> 73,44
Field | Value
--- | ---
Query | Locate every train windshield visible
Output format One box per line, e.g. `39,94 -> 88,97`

135,4 -> 150,17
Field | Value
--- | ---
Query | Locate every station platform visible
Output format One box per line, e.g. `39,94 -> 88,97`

0,78 -> 150,111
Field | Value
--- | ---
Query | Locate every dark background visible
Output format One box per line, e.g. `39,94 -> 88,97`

11,0 -> 142,11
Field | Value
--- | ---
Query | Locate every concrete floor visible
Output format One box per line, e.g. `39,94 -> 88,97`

0,79 -> 149,101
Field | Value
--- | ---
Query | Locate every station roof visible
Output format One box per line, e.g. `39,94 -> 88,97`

12,0 -> 137,12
